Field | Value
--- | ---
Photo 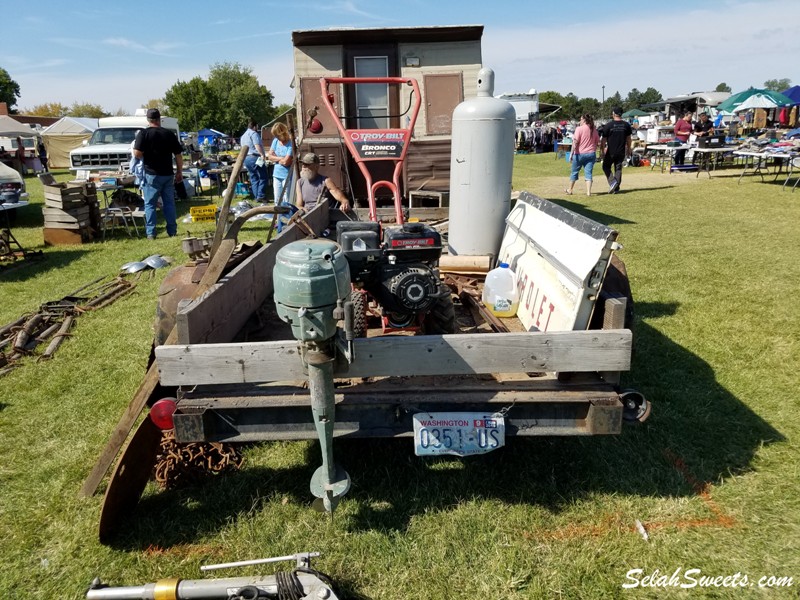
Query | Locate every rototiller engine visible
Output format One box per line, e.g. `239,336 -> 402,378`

336,220 -> 449,330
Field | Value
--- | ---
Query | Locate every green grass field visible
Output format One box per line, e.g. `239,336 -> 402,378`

1,156 -> 798,598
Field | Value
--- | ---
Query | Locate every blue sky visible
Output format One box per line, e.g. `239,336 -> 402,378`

7,0 -> 799,116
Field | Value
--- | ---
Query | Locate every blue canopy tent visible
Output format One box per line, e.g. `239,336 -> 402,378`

197,128 -> 225,146
780,86 -> 800,105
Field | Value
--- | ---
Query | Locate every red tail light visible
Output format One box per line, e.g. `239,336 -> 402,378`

149,398 -> 177,430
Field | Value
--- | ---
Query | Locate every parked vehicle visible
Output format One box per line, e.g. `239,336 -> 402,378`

69,112 -> 180,172
0,160 -> 28,203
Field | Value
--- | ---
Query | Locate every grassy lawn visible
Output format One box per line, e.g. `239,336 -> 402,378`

1,156 -> 798,598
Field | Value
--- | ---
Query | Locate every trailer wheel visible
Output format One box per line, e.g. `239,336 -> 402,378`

423,293 -> 456,334
350,289 -> 368,338
621,389 -> 651,424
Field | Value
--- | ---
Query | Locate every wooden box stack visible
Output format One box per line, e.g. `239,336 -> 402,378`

42,182 -> 101,245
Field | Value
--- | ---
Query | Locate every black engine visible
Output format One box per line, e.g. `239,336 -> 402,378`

336,221 -> 447,327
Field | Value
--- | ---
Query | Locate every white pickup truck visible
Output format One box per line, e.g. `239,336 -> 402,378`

69,113 -> 180,172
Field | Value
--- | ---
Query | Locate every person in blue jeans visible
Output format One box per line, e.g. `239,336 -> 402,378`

565,114 -> 600,196
133,108 -> 183,239
240,118 -> 268,202
267,122 -> 294,232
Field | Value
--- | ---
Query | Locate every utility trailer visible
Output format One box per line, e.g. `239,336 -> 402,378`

145,192 -> 644,514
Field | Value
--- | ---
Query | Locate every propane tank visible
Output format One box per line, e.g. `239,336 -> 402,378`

448,67 -> 516,256
273,239 -> 351,342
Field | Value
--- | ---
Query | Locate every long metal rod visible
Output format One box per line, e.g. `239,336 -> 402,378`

201,552 -> 320,572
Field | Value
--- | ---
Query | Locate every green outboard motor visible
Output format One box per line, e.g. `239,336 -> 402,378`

273,239 -> 352,513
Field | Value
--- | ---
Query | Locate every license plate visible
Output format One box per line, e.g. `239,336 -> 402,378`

412,412 -> 505,457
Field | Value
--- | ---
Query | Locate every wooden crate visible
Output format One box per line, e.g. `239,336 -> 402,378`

43,226 -> 93,245
42,181 -> 97,209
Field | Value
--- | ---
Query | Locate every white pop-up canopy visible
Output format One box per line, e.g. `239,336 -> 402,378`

0,115 -> 35,137
41,117 -> 99,168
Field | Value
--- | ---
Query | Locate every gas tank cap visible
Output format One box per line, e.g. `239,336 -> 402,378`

402,222 -> 424,233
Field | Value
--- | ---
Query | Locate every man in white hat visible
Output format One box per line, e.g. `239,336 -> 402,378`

295,152 -> 351,212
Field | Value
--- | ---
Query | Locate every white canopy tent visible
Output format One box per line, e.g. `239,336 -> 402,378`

0,115 -> 35,137
41,117 -> 98,168
733,94 -> 783,113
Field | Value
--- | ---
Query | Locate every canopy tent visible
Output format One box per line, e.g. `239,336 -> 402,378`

780,86 -> 800,105
733,94 -> 786,113
621,109 -> 649,118
41,117 -> 98,168
716,89 -> 793,114
0,115 -> 36,137
197,128 -> 226,146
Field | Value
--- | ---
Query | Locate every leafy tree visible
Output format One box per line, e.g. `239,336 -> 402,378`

640,87 -> 663,106
207,62 -> 274,134
763,78 -> 791,92
715,82 -> 732,93
68,102 -> 109,118
601,91 -> 624,117
624,88 -> 643,112
273,103 -> 295,118
112,107 -> 129,116
24,102 -> 69,117
142,98 -> 168,113
164,64 -> 275,134
0,67 -> 21,113
164,77 -> 217,132
576,97 -> 601,118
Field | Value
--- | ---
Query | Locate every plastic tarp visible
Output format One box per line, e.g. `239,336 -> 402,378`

41,117 -> 98,169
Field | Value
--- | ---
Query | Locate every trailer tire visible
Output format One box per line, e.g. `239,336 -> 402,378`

423,292 -> 456,334
350,289 -> 368,338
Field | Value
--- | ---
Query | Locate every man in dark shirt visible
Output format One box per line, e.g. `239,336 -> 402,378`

694,112 -> 714,136
133,108 -> 183,239
599,107 -> 632,194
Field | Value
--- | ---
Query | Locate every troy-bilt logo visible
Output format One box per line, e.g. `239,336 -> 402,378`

474,419 -> 498,428
390,238 -> 434,248
350,131 -> 407,142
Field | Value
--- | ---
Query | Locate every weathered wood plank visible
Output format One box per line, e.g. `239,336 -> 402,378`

176,201 -> 330,345
157,329 -> 632,386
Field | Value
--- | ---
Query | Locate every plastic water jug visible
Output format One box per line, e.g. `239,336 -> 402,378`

482,262 -> 519,317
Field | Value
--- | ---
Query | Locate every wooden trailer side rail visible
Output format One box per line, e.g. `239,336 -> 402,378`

175,201 -> 331,345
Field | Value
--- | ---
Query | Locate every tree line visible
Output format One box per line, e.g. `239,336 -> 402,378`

0,64 -> 794,130
540,87 -> 665,121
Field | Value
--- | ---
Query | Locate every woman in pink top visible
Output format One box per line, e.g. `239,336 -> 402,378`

565,114 -> 600,196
